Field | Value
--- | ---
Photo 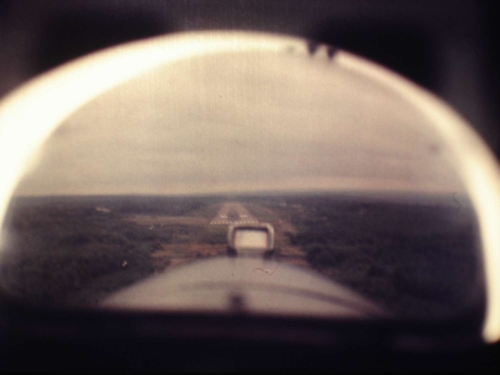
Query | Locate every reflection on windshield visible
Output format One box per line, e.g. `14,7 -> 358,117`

0,39 -> 485,321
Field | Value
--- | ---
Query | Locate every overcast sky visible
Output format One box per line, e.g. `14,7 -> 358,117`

15,49 -> 465,197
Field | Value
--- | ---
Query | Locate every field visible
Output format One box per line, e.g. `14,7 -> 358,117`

0,193 -> 484,320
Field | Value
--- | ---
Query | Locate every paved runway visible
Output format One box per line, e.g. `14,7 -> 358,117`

210,202 -> 259,225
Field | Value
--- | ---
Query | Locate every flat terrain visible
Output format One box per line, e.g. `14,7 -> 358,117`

0,193 -> 483,320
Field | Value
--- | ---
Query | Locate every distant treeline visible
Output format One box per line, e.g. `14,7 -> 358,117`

9,195 -> 226,216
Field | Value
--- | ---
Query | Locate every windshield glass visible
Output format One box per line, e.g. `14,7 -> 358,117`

0,36 -> 484,321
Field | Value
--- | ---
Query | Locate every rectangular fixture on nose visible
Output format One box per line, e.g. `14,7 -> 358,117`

227,223 -> 275,257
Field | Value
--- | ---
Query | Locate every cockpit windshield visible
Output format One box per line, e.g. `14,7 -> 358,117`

0,33 -> 485,324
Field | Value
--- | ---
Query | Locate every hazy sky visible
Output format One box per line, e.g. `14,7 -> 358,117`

15,49 -> 464,196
